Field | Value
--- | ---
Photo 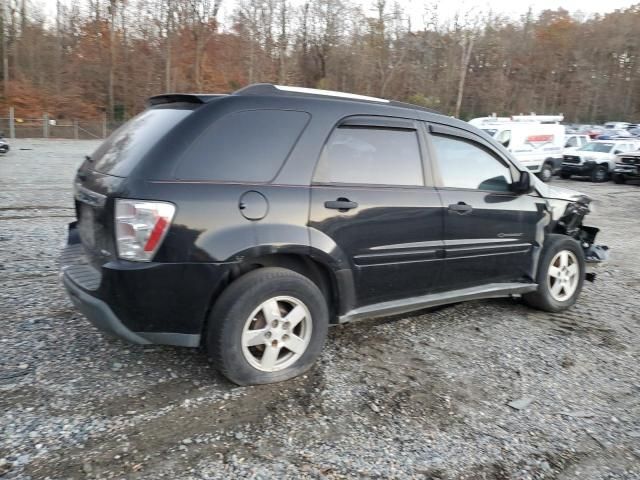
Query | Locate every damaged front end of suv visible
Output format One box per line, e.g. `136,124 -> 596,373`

538,183 -> 609,280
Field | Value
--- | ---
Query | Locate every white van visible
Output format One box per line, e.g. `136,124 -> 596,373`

479,122 -> 565,182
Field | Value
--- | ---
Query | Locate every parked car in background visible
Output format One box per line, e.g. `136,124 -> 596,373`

0,133 -> 9,154
578,126 -> 606,139
561,139 -> 640,182
60,84 -> 606,385
612,150 -> 640,184
596,129 -> 634,140
604,121 -> 632,130
564,134 -> 590,152
627,127 -> 640,137
480,122 -> 565,182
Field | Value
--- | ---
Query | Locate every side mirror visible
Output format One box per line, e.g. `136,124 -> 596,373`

511,170 -> 533,195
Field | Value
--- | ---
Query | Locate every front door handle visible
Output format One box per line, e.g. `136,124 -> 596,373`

325,198 -> 358,211
448,202 -> 473,215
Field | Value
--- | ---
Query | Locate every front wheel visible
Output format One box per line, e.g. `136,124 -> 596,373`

207,267 -> 329,385
524,234 -> 585,312
613,173 -> 626,184
590,165 -> 608,182
537,163 -> 553,182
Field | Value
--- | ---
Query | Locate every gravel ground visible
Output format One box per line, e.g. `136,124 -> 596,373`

1,139 -> 639,480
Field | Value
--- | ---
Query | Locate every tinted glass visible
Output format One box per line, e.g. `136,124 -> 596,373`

176,110 -> 310,182
431,135 -> 511,191
314,127 -> 423,186
566,137 -> 577,147
92,108 -> 192,177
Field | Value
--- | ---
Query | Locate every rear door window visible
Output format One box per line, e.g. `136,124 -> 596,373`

176,110 -> 310,182
314,126 -> 424,186
91,107 -> 193,177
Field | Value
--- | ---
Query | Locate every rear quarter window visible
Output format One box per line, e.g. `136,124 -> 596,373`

175,110 -> 310,182
91,107 -> 193,177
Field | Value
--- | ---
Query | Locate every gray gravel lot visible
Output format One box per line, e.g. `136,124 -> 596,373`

1,139 -> 640,480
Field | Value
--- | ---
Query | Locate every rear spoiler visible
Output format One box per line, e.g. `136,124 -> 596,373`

147,93 -> 227,106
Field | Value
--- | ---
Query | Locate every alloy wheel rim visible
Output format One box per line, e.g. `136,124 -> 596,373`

542,167 -> 552,181
547,250 -> 579,302
241,296 -> 312,372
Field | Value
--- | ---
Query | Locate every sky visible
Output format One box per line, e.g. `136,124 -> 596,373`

354,0 -> 637,28
36,0 -> 639,24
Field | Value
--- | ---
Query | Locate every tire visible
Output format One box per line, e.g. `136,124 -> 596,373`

523,234 -> 585,313
537,163 -> 553,182
590,165 -> 608,182
560,171 -> 571,180
206,267 -> 329,386
613,173 -> 626,184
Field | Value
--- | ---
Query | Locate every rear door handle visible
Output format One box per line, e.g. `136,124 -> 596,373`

448,202 -> 473,214
325,198 -> 358,211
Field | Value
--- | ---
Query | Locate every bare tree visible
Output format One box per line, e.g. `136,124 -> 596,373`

452,9 -> 480,118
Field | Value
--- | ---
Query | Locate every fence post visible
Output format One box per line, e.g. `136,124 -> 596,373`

74,120 -> 79,140
102,114 -> 107,138
43,113 -> 49,138
9,107 -> 15,138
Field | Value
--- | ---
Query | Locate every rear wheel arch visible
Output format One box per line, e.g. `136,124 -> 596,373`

206,253 -> 341,327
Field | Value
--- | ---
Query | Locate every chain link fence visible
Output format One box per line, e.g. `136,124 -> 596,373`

0,110 -> 123,139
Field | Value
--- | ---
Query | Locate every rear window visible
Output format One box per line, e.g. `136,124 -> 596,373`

91,108 -> 192,177
175,110 -> 310,182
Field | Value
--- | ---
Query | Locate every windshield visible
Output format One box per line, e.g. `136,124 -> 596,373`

91,107 -> 193,177
578,142 -> 614,153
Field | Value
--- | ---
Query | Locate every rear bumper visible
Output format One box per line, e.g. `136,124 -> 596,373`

60,226 -> 232,347
63,273 -> 155,345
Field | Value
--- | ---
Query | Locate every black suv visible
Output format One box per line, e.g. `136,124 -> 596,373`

61,84 -> 606,385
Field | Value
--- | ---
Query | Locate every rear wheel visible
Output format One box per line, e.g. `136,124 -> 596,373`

537,163 -> 553,182
207,267 -> 329,385
590,165 -> 608,182
524,234 -> 585,312
613,173 -> 626,184
560,171 -> 571,180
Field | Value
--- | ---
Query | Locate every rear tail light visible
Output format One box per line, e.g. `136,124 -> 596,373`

115,199 -> 175,262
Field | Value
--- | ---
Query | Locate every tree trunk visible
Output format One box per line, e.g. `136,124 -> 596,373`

194,34 -> 202,91
165,0 -> 172,92
455,35 -> 474,118
108,0 -> 117,121
1,1 -> 8,98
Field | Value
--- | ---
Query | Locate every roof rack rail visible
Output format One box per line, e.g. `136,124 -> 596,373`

232,83 -> 443,115
233,83 -> 390,104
